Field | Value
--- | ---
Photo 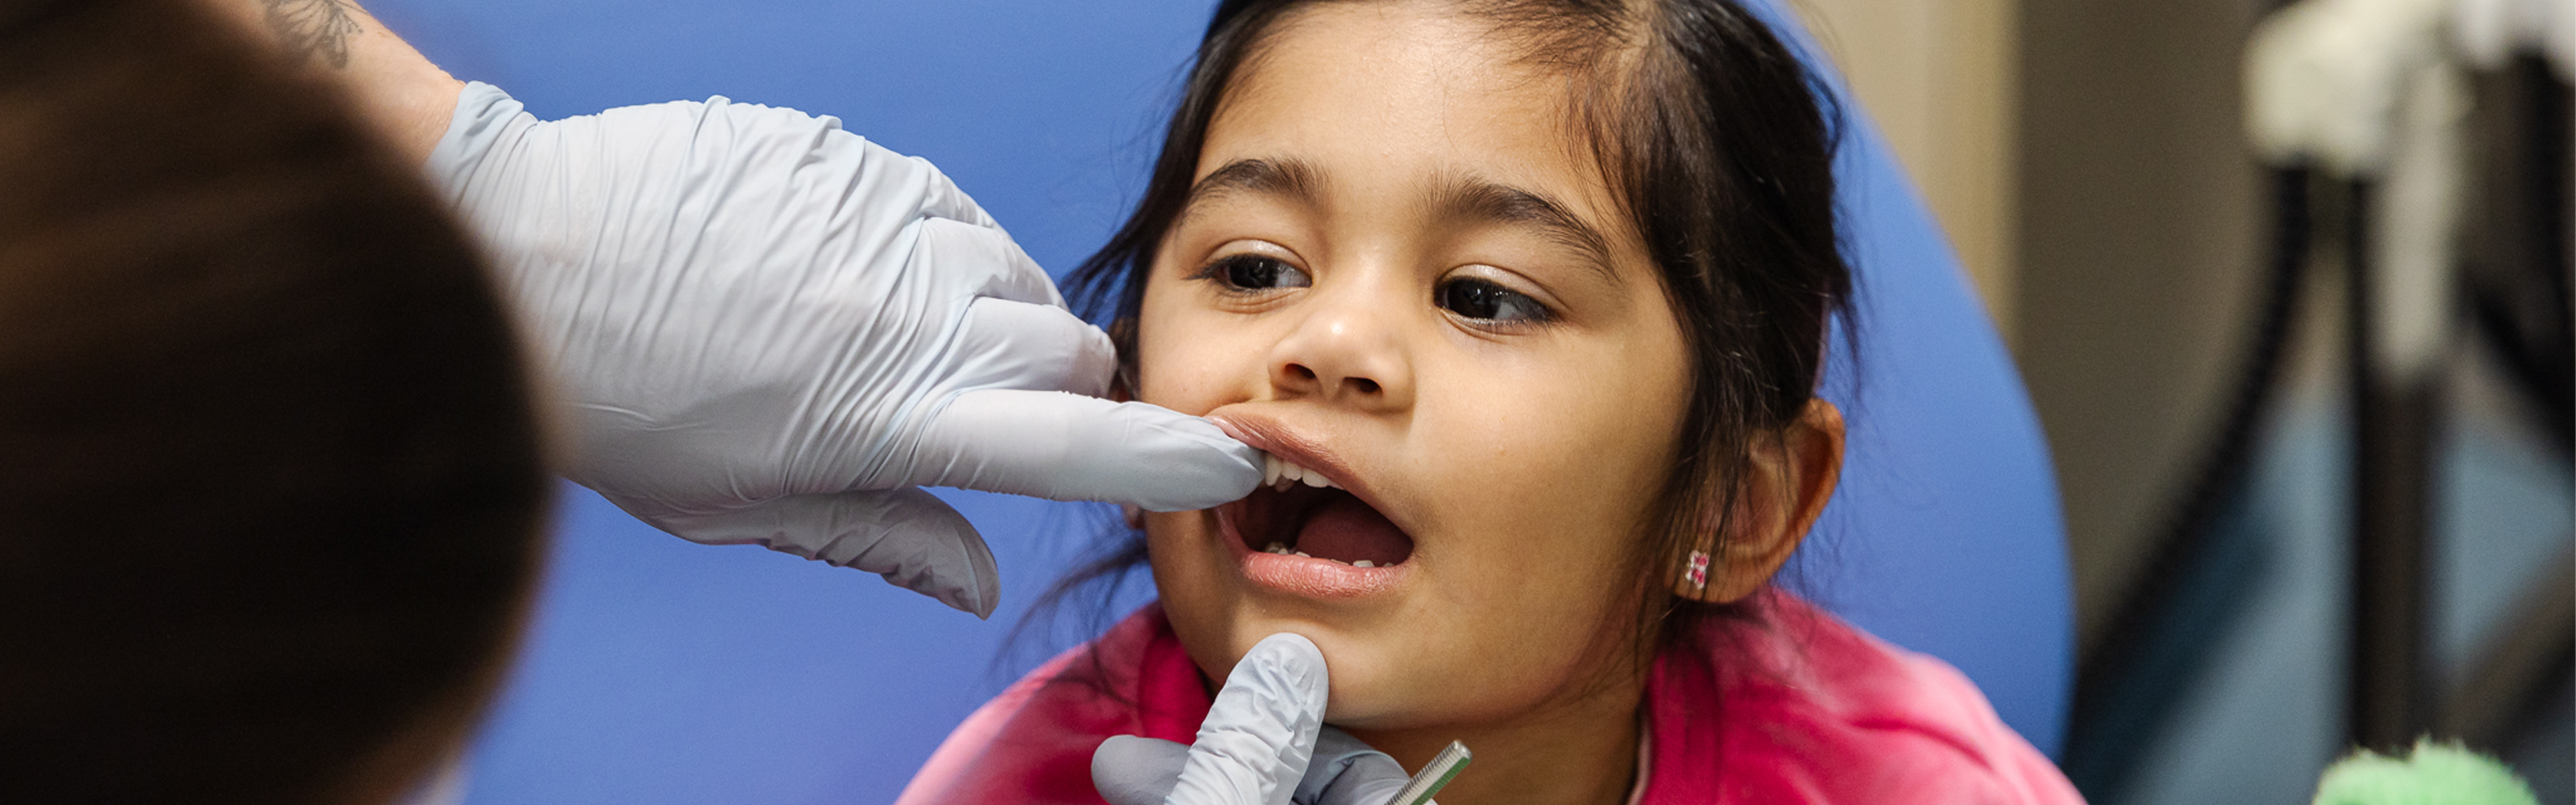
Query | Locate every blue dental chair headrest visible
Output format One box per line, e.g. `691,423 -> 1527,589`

368,1 -> 2072,800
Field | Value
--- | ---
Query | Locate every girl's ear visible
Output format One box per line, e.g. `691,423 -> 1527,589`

1674,400 -> 1846,603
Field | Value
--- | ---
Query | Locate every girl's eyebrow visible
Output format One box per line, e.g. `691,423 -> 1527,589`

1179,158 -> 1326,224
1427,177 -> 1623,289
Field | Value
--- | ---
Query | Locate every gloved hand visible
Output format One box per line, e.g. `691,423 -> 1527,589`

426,83 -> 1263,616
1093,634 -> 1415,805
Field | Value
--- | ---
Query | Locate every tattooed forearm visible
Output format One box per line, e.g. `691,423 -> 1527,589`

261,0 -> 364,69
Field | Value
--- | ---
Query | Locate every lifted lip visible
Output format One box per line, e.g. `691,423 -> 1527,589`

1203,408 -> 1416,598
1203,410 -> 1403,532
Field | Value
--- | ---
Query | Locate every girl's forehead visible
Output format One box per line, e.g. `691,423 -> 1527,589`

1226,5 -> 1560,123
1201,3 -> 1634,245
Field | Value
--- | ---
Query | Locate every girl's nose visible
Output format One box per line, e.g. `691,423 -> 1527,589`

1267,283 -> 1414,412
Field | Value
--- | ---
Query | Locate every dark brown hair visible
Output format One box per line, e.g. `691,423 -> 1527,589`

1036,0 -> 1851,683
0,0 -> 549,801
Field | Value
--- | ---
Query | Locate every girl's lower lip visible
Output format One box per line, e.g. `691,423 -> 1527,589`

1216,505 -> 1407,598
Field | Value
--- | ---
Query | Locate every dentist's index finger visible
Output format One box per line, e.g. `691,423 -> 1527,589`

909,390 -> 1264,512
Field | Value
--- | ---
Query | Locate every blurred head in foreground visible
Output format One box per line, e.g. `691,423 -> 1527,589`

0,0 -> 548,802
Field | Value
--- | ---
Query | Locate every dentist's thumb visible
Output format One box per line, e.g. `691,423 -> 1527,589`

618,487 -> 998,617
1095,633 -> 1330,805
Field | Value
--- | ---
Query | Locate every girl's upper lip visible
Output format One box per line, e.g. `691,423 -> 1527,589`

1204,407 -> 1408,531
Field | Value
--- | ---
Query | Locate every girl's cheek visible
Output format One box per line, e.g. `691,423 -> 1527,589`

1142,317 -> 1268,411
1140,347 -> 1231,413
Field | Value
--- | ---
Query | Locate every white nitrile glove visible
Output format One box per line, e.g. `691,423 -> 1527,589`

425,83 -> 1261,617
1092,634 -> 1415,805
1290,730 -> 1415,805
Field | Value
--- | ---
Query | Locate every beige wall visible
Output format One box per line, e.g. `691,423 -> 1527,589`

2015,0 -> 2271,641
1790,0 -> 2022,341
1792,0 -> 2278,643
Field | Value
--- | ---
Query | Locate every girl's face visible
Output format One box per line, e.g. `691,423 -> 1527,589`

1134,1 -> 1693,742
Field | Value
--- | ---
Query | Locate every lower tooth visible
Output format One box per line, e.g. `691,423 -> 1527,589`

1352,560 -> 1374,568
1293,551 -> 1311,558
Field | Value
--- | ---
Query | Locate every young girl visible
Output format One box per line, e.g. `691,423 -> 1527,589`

898,0 -> 2082,802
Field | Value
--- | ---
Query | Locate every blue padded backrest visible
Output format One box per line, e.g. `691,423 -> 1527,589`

365,2 -> 2071,801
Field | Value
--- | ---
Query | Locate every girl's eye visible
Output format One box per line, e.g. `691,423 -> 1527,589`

1435,277 -> 1553,325
1197,253 -> 1311,291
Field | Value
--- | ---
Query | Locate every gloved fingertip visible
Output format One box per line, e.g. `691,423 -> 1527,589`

843,488 -> 999,618
1127,434 -> 1265,514
1093,735 -> 1190,805
908,392 -> 1266,511
932,577 -> 999,619
1245,632 -> 1329,689
931,549 -> 1000,619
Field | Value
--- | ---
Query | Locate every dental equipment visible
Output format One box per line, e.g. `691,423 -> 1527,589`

1389,740 -> 1471,805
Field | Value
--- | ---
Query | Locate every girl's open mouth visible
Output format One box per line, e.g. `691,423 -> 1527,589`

1235,459 -> 1414,566
1211,448 -> 1417,598
1204,412 -> 1420,596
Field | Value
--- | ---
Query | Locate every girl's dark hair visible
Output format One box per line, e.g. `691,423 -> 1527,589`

1038,0 -> 1851,687
0,0 -> 549,802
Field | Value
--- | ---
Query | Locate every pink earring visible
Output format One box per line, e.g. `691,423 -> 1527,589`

1685,549 -> 1711,590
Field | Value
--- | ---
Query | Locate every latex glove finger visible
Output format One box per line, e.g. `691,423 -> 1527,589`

625,487 -> 998,617
1165,632 -> 1330,805
909,389 -> 1262,512
1298,728 -> 1411,805
1094,729 -> 1410,805
907,164 -> 1006,245
939,295 -> 1118,400
898,291 -> 1252,507
1095,736 -> 1192,805
913,215 -> 1064,309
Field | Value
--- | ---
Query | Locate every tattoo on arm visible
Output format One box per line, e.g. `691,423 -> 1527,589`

261,0 -> 363,69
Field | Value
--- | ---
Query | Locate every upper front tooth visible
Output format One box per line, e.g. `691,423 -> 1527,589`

1263,454 -> 1345,491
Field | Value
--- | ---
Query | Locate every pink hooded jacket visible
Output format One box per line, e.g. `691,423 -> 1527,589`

896,594 -> 2084,805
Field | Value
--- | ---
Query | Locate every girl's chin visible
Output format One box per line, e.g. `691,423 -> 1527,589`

1318,688 -> 1419,729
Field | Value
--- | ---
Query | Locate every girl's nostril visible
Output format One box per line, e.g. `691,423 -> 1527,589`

1350,378 -> 1381,394
1288,364 -> 1319,382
